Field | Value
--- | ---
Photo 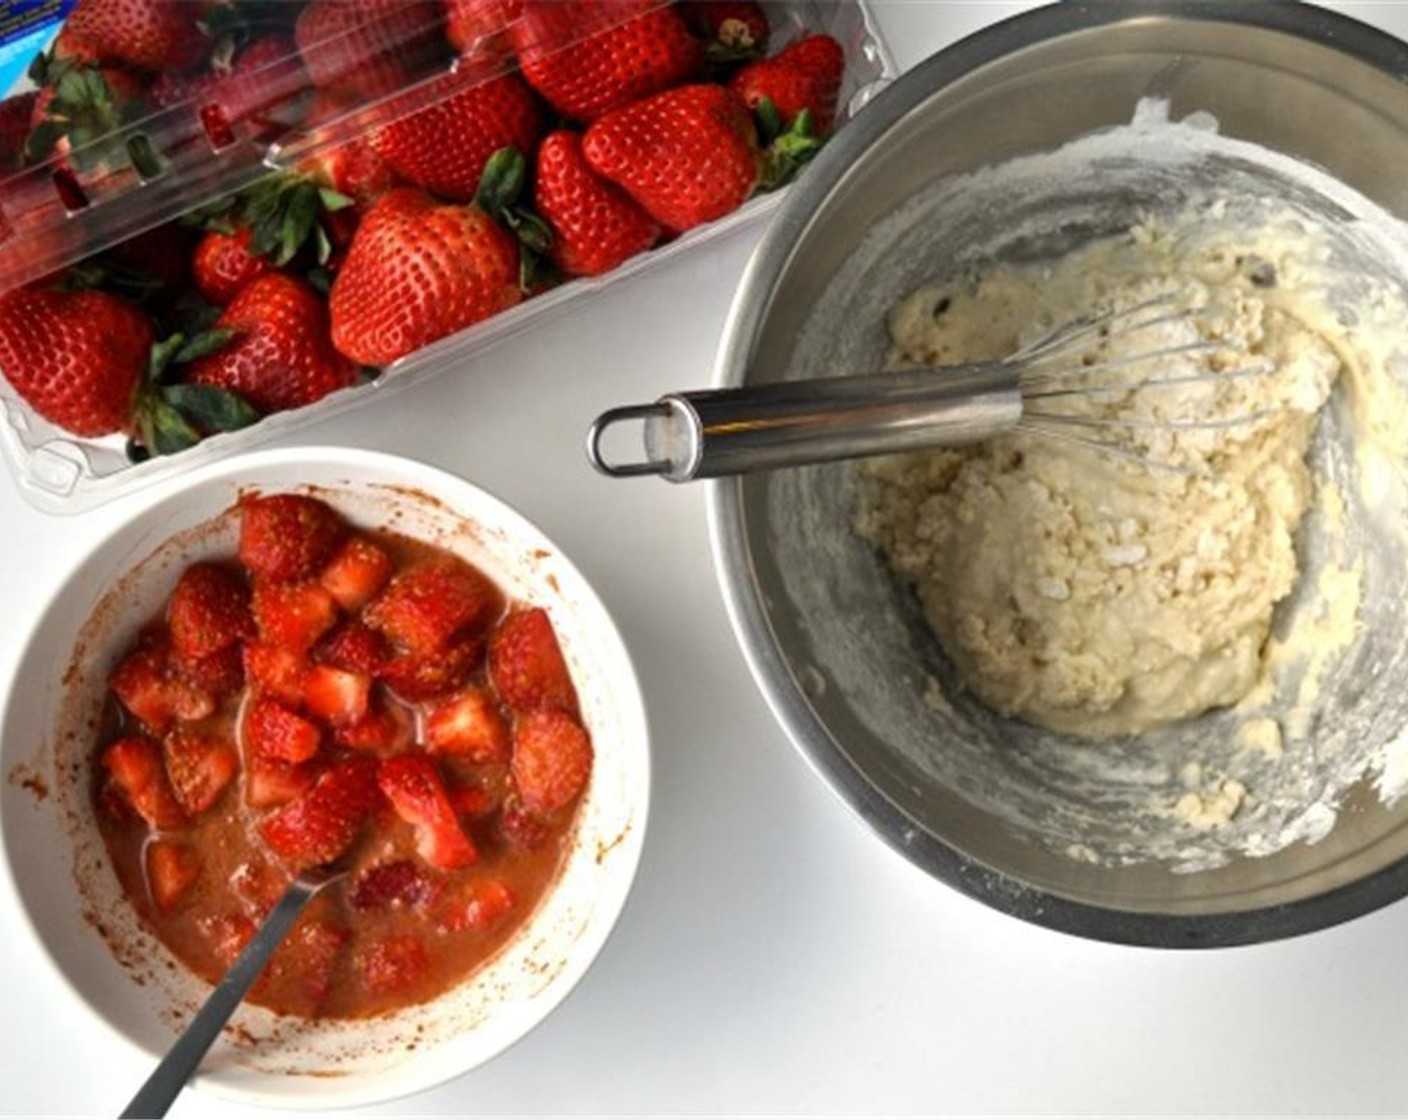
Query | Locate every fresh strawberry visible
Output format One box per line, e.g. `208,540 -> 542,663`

243,643 -> 307,706
244,695 -> 322,764
351,858 -> 441,910
0,288 -> 153,437
378,754 -> 478,869
259,756 -> 382,868
445,877 -> 514,932
300,90 -> 402,205
173,643 -> 245,701
367,71 -> 543,203
295,0 -> 442,98
252,581 -> 339,655
163,727 -> 239,816
359,933 -> 429,997
731,33 -> 845,135
255,916 -> 348,1014
102,735 -> 188,829
314,620 -> 389,675
425,688 -> 509,761
533,130 -> 660,277
150,34 -> 299,120
185,274 -> 359,416
444,0 -> 518,56
512,708 -> 592,815
487,608 -> 578,715
334,697 -> 415,754
365,557 -> 502,655
328,186 -> 523,367
192,227 -> 276,306
239,494 -> 347,583
58,0 -> 208,72
245,758 -> 319,808
318,537 -> 393,612
110,638 -> 215,733
511,1 -> 701,123
378,637 -> 482,701
684,1 -> 769,57
146,840 -> 201,912
167,562 -> 253,660
302,664 -> 372,727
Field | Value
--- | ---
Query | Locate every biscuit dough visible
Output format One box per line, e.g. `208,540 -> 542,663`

854,217 -> 1343,739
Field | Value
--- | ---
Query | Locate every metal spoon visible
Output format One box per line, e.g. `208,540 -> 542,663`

119,864 -> 347,1119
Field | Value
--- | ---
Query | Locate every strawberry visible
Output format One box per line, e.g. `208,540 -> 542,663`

378,754 -> 478,869
192,227 -> 276,306
487,608 -> 578,715
295,0 -> 442,98
239,494 -> 348,584
244,696 -> 322,764
150,34 -> 299,119
302,664 -> 372,727
328,186 -> 522,367
351,858 -> 441,910
146,840 -> 201,912
334,698 -> 415,754
102,735 -> 188,829
444,0 -> 518,56
245,758 -> 319,808
318,537 -> 394,612
259,756 -> 382,868
444,877 -> 514,932
110,637 -> 215,733
58,0 -> 208,72
243,642 -> 307,706
0,92 -> 39,172
533,130 -> 660,277
314,620 -> 389,675
167,562 -> 253,660
684,1 -> 769,57
359,933 -> 429,997
24,58 -> 149,173
185,274 -> 359,416
173,643 -> 245,701
365,557 -> 502,654
425,688 -> 509,761
367,72 -> 543,203
730,33 -> 846,135
301,90 -> 402,205
252,581 -> 340,655
511,1 -> 702,123
378,637 -> 482,701
511,708 -> 593,815
163,727 -> 239,816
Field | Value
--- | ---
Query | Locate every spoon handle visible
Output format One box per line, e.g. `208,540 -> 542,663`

119,873 -> 325,1119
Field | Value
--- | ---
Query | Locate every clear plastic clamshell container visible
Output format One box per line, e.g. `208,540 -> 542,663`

0,1 -> 896,513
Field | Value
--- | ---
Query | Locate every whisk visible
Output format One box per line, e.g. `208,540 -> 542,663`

586,294 -> 1277,481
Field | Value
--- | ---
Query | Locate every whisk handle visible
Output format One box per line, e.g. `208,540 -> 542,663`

587,364 -> 1022,482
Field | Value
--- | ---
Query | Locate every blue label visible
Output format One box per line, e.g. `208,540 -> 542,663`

0,0 -> 77,95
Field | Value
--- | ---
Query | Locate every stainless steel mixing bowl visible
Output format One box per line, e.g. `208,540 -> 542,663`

708,0 -> 1408,946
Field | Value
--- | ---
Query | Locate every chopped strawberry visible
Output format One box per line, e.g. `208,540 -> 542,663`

498,795 -> 550,850
377,754 -> 478,870
425,688 -> 509,761
244,696 -> 322,764
318,536 -> 393,611
166,562 -> 253,660
245,758 -> 319,809
488,608 -> 579,716
445,878 -> 514,932
147,840 -> 201,912
252,581 -> 339,654
378,636 -> 482,701
101,736 -> 188,830
239,494 -> 347,584
511,709 -> 593,815
259,757 -> 383,868
334,698 -> 414,755
243,642 -> 306,706
110,640 -> 215,734
447,782 -> 494,816
163,727 -> 239,816
256,917 -> 349,1014
364,558 -> 502,655
174,643 -> 245,701
302,664 -> 371,727
351,859 -> 442,911
314,620 -> 389,675
359,934 -> 429,998
202,913 -> 256,968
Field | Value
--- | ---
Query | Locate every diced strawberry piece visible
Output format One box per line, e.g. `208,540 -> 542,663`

252,581 -> 339,654
359,934 -> 429,998
101,736 -> 188,829
174,643 -> 245,700
334,698 -> 414,755
511,709 -> 593,815
202,913 -> 256,968
350,858 -> 442,911
259,757 -> 383,868
166,562 -> 253,659
243,642 -> 306,706
239,493 -> 347,583
446,878 -> 514,932
488,608 -> 579,716
318,536 -> 393,611
244,695 -> 322,763
378,636 -> 482,701
497,794 -> 551,850
110,640 -> 215,733
256,917 -> 349,1014
245,758 -> 319,808
447,782 -> 494,816
147,840 -> 201,912
364,558 -> 502,655
377,754 -> 478,870
163,727 -> 239,816
424,688 -> 509,761
314,620 -> 389,675
302,664 -> 371,727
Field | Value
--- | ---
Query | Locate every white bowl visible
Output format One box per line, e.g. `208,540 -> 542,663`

0,446 -> 650,1109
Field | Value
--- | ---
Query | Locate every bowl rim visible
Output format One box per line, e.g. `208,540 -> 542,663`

706,0 -> 1408,948
0,443 -> 651,1105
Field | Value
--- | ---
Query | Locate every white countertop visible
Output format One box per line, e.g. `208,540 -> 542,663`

6,3 -> 1408,1115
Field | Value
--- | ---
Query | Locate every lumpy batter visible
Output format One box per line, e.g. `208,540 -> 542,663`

854,215 -> 1345,739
